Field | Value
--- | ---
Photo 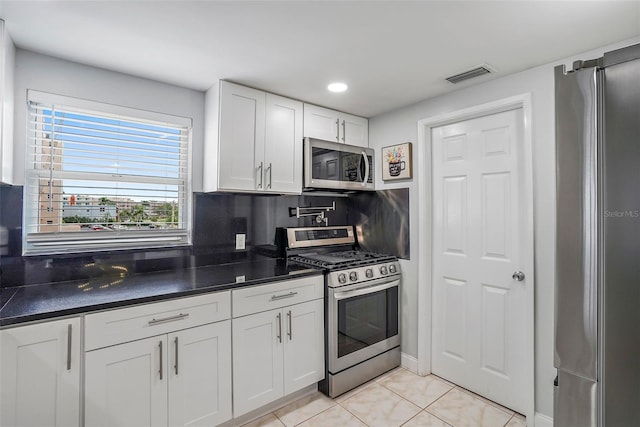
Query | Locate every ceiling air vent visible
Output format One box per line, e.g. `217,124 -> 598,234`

445,65 -> 493,84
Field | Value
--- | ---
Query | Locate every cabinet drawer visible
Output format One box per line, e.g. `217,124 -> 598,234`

232,276 -> 323,318
85,291 -> 231,351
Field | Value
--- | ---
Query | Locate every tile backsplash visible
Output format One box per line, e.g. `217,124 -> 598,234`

0,186 -> 408,288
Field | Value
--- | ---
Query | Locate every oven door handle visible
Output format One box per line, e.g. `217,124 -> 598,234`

334,279 -> 400,300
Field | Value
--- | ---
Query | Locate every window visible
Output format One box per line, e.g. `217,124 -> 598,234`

24,90 -> 192,255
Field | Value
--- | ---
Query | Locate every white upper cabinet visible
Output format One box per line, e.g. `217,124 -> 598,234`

204,81 -> 303,194
303,104 -> 368,147
0,19 -> 15,184
265,93 -> 303,194
218,82 -> 266,192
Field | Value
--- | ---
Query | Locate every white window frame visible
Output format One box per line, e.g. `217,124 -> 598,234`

23,90 -> 193,255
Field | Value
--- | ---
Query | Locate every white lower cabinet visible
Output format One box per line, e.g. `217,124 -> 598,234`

84,292 -> 232,427
0,317 -> 81,427
168,322 -> 232,427
85,334 -> 169,427
282,300 -> 325,394
85,321 -> 232,427
232,296 -> 324,416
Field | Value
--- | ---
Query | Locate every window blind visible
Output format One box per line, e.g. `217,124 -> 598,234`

24,91 -> 192,255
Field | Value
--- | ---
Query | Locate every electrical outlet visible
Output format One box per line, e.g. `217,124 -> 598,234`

235,233 -> 246,250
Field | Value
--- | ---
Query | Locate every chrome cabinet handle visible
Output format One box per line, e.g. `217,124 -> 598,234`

266,163 -> 272,189
148,313 -> 189,326
174,337 -> 179,375
341,120 -> 346,142
270,291 -> 298,301
257,162 -> 264,189
158,341 -> 163,380
335,118 -> 340,141
287,310 -> 292,340
66,324 -> 72,371
361,151 -> 370,186
276,313 -> 282,343
512,271 -> 525,281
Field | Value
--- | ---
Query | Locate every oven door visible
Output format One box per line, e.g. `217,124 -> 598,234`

328,277 -> 400,373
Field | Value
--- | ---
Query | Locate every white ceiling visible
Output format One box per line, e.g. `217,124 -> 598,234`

1,1 -> 639,118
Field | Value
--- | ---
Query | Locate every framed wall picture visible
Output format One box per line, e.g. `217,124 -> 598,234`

382,142 -> 413,181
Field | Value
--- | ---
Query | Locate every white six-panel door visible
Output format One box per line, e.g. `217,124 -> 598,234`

431,108 -> 528,413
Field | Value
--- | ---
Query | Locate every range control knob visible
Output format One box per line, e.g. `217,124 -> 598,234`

389,264 -> 397,274
365,268 -> 374,278
338,273 -> 347,284
380,266 -> 388,275
349,271 -> 358,282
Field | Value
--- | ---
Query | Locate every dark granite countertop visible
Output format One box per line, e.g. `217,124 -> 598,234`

0,258 -> 322,327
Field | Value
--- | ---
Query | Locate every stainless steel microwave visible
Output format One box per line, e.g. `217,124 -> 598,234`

303,137 -> 375,191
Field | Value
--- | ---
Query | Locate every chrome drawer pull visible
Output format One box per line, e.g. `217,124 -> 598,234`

148,313 -> 190,326
174,337 -> 179,375
159,340 -> 163,380
270,291 -> 298,301
66,324 -> 72,371
276,313 -> 282,343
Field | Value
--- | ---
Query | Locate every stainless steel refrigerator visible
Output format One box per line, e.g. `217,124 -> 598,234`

555,42 -> 640,427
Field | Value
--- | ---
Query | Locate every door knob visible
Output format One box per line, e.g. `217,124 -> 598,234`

512,271 -> 525,282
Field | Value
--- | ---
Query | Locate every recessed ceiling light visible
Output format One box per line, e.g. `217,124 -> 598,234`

327,82 -> 348,93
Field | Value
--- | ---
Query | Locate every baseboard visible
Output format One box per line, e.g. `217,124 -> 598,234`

401,352 -> 418,373
219,384 -> 317,427
534,412 -> 553,427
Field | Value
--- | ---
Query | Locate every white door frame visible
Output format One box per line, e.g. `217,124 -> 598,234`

416,93 -> 535,423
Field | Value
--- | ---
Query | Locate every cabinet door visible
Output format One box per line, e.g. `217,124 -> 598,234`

85,336 -> 168,427
168,321 -> 232,427
283,299 -> 325,394
232,309 -> 284,416
264,93 -> 303,194
303,104 -> 340,142
1,318 -> 81,427
0,18 -> 14,184
340,113 -> 368,147
218,81 -> 266,191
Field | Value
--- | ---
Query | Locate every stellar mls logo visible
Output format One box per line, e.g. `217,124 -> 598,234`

604,210 -> 640,218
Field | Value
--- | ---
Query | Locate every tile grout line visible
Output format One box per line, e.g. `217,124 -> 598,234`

290,402 -> 338,427
452,385 -> 515,416
374,373 -> 457,425
375,379 -> 426,409
398,409 -> 453,427
398,410 -> 423,427
424,387 -> 458,418
336,401 -> 371,427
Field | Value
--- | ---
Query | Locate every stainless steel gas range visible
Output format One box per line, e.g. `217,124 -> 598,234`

282,225 -> 401,397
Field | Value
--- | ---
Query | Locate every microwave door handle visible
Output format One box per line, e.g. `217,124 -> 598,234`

334,279 -> 400,300
361,151 -> 370,186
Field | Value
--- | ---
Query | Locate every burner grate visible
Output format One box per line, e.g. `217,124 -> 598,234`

289,250 -> 396,270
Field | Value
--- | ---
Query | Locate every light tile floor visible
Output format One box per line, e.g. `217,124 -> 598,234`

241,368 -> 527,427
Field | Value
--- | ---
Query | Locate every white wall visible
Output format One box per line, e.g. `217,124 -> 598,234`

12,49 -> 205,190
1,19 -> 15,184
368,36 -> 640,419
